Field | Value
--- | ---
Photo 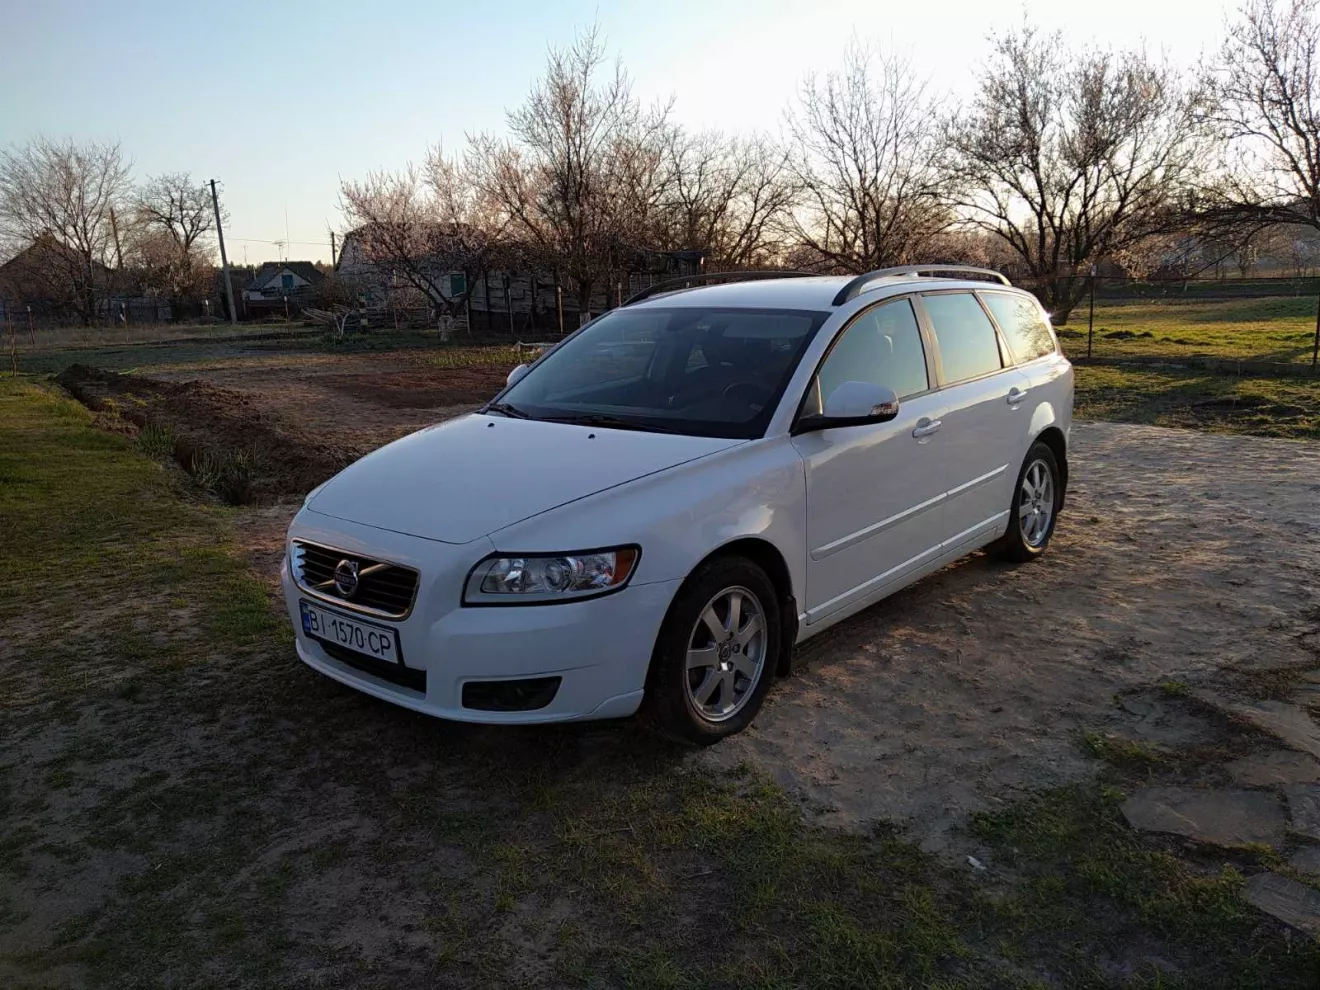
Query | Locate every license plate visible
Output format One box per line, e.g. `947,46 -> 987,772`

299,600 -> 400,664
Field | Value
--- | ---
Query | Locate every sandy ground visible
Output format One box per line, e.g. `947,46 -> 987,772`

143,351 -> 1320,845
216,378 -> 1320,847
702,421 -> 1320,845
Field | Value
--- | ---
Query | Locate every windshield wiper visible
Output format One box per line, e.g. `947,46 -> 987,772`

542,413 -> 686,435
484,401 -> 531,420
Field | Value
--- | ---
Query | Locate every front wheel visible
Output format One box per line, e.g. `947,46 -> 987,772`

993,441 -> 1062,562
643,557 -> 781,745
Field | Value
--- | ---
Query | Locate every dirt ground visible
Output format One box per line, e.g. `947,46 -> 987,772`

50,347 -> 1320,849
12,342 -> 1320,985
148,349 -> 511,455
704,421 -> 1320,846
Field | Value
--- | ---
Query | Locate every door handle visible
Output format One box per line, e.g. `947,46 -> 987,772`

912,417 -> 942,439
1007,387 -> 1029,406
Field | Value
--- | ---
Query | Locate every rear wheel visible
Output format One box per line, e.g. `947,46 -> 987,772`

993,441 -> 1062,562
643,557 -> 781,745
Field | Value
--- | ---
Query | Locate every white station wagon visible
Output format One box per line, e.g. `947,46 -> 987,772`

282,266 -> 1073,743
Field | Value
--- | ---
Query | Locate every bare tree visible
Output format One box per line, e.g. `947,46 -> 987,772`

947,26 -> 1203,322
784,41 -> 950,274
656,131 -> 796,268
468,25 -> 670,315
340,146 -> 503,320
131,172 -> 216,312
0,137 -> 132,324
1200,0 -> 1320,236
134,172 -> 215,256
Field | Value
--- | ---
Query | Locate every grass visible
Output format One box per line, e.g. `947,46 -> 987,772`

0,379 -> 280,706
1065,296 -> 1320,365
1074,364 -> 1320,439
1081,731 -> 1167,769
3,362 -> 1320,987
966,785 -> 1319,989
427,344 -> 523,369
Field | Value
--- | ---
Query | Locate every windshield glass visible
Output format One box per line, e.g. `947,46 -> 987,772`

495,306 -> 830,439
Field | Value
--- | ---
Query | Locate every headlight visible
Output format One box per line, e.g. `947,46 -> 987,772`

463,546 -> 640,605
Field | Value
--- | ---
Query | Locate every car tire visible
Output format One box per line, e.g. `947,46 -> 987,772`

643,556 -> 781,746
993,440 -> 1062,563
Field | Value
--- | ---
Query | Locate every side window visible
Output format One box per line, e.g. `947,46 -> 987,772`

980,291 -> 1056,362
806,298 -> 928,415
921,292 -> 1003,383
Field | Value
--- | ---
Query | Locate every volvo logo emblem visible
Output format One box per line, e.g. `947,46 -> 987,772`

333,559 -> 360,597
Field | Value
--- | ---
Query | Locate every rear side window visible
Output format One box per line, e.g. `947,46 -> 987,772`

805,298 -> 928,415
980,291 -> 1056,362
921,293 -> 1003,383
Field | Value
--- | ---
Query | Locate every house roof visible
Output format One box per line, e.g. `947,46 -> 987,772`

0,234 -> 113,279
244,260 -> 325,292
0,234 -> 115,301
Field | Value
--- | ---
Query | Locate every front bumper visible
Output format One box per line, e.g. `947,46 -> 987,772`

279,513 -> 678,724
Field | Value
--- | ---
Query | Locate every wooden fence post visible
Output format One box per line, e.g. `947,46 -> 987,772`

1312,283 -> 1319,372
1087,266 -> 1096,360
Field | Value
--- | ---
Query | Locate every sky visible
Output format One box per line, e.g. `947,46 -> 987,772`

1,0 -> 1236,265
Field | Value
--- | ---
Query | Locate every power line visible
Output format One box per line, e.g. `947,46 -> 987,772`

226,236 -> 335,247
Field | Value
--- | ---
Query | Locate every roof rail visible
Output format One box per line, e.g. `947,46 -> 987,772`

831,265 -> 1011,306
621,270 -> 817,307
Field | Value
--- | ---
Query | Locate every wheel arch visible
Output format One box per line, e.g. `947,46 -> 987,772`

1033,425 -> 1068,505
658,536 -> 800,679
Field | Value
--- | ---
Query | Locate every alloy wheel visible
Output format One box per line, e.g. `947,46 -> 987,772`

1019,458 -> 1055,547
684,586 -> 768,722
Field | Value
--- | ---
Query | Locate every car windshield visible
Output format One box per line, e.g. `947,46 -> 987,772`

494,306 -> 830,439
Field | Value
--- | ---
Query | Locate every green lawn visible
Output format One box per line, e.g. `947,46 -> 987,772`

2,376 -> 1317,988
1066,296 -> 1320,365
1075,365 -> 1320,440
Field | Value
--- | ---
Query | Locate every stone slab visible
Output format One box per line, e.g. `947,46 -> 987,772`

1226,750 -> 1320,788
1121,786 -> 1286,848
1286,784 -> 1320,842
1244,872 -> 1320,937
1199,696 -> 1320,760
1289,845 -> 1320,876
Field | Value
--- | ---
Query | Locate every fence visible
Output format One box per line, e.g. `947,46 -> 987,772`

1015,274 -> 1320,373
0,297 -> 182,332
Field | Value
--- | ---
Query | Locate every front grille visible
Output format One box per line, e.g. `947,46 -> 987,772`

293,541 -> 419,618
320,642 -> 427,693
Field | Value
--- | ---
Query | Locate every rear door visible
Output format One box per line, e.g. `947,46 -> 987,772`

916,291 -> 1027,547
978,289 -> 1074,422
791,296 -> 948,623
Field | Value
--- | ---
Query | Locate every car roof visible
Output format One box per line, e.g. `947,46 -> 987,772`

625,274 -> 1028,312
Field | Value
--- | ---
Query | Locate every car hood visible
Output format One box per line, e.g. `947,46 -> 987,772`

306,413 -> 744,543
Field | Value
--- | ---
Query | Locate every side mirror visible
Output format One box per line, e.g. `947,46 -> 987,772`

803,381 -> 900,431
506,363 -> 530,387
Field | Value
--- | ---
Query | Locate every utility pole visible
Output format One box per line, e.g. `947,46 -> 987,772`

329,230 -> 337,269
210,179 -> 237,325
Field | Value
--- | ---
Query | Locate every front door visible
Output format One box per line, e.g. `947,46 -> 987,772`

917,291 -> 1024,545
791,296 -> 948,624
